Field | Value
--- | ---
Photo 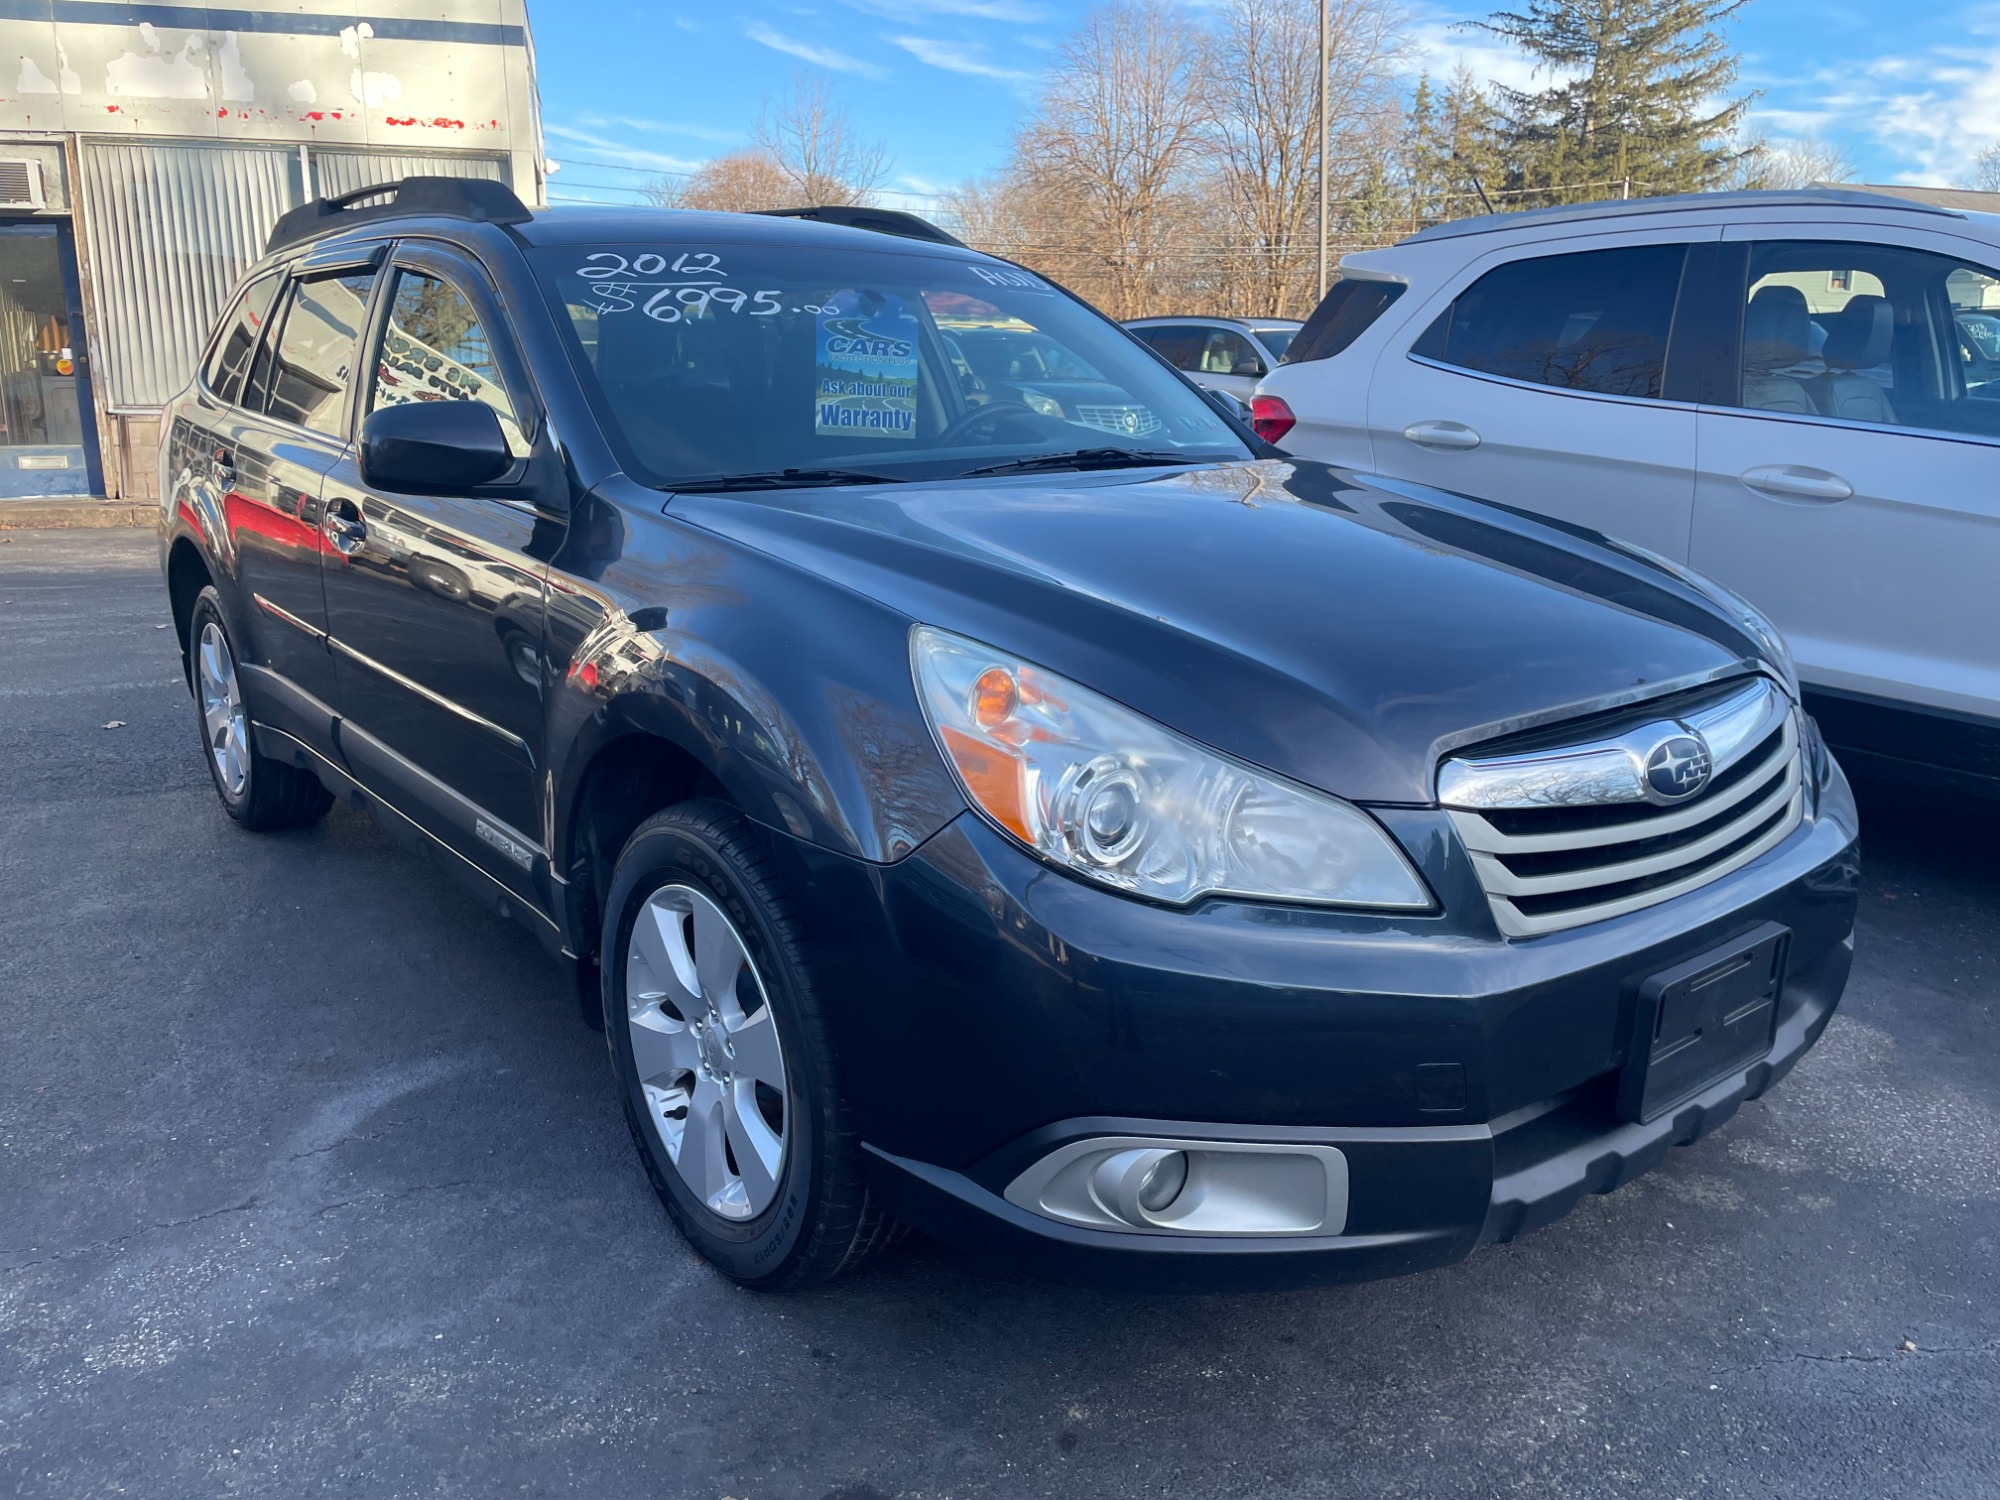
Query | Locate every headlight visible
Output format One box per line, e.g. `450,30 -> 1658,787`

1020,390 -> 1064,419
910,626 -> 1431,909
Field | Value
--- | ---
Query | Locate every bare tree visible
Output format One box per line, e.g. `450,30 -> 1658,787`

752,73 -> 890,205
1209,0 -> 1409,316
645,150 -> 794,211
1970,143 -> 2000,194
1024,1 -> 1215,319
1732,131 -> 1857,190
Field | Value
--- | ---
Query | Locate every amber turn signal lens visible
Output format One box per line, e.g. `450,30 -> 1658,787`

972,666 -> 1019,727
937,724 -> 1031,841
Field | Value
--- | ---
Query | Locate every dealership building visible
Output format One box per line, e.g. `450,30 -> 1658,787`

0,0 -> 543,504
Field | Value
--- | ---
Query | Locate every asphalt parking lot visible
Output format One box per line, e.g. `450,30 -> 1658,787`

2,525 -> 1996,1500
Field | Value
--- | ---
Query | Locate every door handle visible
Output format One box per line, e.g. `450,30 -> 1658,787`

1403,420 -> 1481,451
1740,465 -> 1853,502
323,498 -> 367,556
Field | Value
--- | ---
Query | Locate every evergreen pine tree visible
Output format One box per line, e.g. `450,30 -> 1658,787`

1475,0 -> 1751,204
1401,65 -> 1506,227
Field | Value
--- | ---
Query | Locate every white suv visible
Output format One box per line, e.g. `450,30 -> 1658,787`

1258,188 -> 2000,796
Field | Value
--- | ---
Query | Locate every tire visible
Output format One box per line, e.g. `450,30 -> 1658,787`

601,799 -> 901,1289
188,587 -> 334,832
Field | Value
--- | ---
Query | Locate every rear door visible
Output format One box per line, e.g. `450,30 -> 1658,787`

216,255 -> 380,750
1688,226 -> 2000,747
1364,231 -> 1716,559
319,242 -> 553,899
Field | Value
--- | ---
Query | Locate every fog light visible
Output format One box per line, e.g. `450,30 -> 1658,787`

1008,1136 -> 1348,1237
1137,1149 -> 1187,1212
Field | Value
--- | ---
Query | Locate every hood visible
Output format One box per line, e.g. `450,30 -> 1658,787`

666,459 -> 1770,805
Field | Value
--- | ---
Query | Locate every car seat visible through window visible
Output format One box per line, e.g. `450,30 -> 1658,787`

1739,285 -> 1818,416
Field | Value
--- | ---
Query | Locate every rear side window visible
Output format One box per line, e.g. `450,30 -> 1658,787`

1197,328 -> 1265,377
1133,324 -> 1210,371
204,274 -> 280,404
266,272 -> 376,436
1411,245 -> 1688,398
1286,279 -> 1404,365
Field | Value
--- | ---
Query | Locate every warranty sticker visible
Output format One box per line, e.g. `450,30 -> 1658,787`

815,292 -> 920,440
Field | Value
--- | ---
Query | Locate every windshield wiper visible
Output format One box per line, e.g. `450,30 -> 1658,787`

669,467 -> 911,493
957,448 -> 1195,479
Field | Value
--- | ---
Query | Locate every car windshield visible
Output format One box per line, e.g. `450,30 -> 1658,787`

531,241 -> 1248,488
1251,326 -> 1298,360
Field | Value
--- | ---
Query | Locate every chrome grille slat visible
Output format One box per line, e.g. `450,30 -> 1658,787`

1455,719 -> 1793,856
1465,753 -> 1799,898
1439,678 -> 1808,938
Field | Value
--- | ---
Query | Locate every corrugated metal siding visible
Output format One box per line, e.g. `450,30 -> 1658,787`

311,152 -> 506,200
78,140 -> 298,411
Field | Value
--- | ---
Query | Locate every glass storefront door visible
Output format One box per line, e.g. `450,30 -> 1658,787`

0,223 -> 94,497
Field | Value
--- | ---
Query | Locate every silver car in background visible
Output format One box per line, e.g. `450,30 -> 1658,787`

1127,316 -> 1303,404
1256,188 -> 2000,798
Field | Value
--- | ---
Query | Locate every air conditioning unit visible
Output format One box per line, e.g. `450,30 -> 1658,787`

0,159 -> 46,211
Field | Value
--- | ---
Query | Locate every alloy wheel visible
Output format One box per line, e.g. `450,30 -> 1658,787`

624,884 -> 790,1220
197,621 -> 249,798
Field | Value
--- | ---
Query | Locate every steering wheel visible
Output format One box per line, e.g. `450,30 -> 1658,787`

938,400 -> 1040,445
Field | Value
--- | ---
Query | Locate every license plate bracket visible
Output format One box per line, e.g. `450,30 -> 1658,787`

1619,923 -> 1789,1125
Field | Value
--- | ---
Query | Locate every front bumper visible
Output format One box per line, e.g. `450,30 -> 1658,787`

777,759 -> 1860,1290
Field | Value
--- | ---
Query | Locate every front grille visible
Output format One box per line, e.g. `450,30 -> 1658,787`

1072,404 -> 1162,436
1440,678 -> 1805,937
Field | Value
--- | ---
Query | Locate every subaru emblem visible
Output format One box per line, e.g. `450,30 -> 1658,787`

1644,733 -> 1712,803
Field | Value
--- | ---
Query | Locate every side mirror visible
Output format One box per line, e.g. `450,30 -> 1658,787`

359,400 -> 512,494
1233,357 -> 1266,377
1201,386 -> 1253,424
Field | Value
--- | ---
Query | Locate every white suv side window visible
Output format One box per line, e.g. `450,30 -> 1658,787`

1410,244 -> 1688,400
1730,240 -> 2000,442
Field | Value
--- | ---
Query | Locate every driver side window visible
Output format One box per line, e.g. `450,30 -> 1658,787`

369,269 -> 527,455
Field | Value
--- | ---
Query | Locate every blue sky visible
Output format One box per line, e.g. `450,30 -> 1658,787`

530,1 -> 2000,210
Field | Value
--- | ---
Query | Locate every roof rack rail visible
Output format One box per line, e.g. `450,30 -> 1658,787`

1400,187 -> 1966,244
753,204 -> 965,247
266,176 -> 532,254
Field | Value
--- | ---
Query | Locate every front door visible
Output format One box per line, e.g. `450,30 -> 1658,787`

1365,234 -> 1712,560
319,248 -> 550,896
1689,230 -> 2000,742
0,222 -> 100,498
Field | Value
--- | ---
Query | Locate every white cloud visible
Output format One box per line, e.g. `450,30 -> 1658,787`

1403,18 -> 1566,95
542,123 -> 707,173
745,20 -> 890,77
842,0 -> 1043,20
889,34 -> 1033,80
1771,31 -> 2000,185
574,112 -> 740,144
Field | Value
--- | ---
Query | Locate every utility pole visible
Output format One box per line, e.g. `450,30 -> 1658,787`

1316,0 -> 1329,300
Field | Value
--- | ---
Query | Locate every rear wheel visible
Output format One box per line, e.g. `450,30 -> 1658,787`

188,588 -> 333,832
602,800 -> 900,1288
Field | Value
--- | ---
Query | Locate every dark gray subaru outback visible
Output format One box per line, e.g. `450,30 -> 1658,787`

159,179 -> 1859,1290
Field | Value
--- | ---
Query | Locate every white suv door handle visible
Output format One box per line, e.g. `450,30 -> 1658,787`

1740,465 -> 1853,502
1403,420 -> 1481,451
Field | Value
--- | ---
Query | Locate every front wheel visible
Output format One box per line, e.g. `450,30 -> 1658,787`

601,800 -> 900,1288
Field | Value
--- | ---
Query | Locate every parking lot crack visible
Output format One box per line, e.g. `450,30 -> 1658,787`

0,1196 -> 259,1274
309,1178 -> 481,1219
1728,1339 -> 2000,1374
